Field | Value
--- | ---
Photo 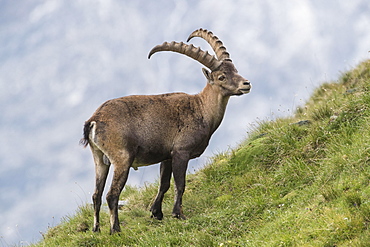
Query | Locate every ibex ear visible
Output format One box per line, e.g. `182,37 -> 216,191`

202,68 -> 213,84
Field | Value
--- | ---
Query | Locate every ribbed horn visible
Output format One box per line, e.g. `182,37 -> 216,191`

148,41 -> 222,71
187,28 -> 231,62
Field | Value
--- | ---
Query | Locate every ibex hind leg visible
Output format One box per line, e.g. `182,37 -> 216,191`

106,151 -> 133,234
151,160 -> 172,220
91,147 -> 110,233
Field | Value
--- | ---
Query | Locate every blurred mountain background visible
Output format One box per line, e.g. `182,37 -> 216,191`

0,0 -> 369,245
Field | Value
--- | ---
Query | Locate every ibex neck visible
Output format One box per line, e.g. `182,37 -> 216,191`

198,83 -> 230,132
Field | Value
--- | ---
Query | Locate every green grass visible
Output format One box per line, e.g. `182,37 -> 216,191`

34,60 -> 370,246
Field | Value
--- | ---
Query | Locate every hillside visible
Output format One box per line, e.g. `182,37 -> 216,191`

34,60 -> 370,246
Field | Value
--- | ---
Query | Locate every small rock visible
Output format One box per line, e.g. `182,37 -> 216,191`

291,120 -> 311,126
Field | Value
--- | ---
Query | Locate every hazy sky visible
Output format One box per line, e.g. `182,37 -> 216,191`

0,0 -> 369,245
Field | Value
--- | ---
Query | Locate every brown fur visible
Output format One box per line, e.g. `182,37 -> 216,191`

81,30 -> 251,234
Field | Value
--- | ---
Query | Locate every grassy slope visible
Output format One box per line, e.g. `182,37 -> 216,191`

35,60 -> 370,247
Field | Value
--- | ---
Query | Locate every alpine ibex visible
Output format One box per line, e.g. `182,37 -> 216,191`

81,28 -> 251,234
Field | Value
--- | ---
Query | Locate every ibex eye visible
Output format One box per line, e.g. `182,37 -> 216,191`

218,75 -> 226,81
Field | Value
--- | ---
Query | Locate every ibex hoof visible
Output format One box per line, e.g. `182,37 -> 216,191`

92,225 -> 100,233
150,208 -> 164,220
110,223 -> 122,235
110,228 -> 121,235
151,212 -> 163,220
172,213 -> 186,220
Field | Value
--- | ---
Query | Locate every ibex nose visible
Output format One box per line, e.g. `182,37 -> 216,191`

243,81 -> 251,86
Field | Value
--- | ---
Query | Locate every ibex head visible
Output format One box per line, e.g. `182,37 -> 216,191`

148,28 -> 251,96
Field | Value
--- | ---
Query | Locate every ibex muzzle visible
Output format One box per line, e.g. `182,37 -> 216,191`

81,28 -> 251,234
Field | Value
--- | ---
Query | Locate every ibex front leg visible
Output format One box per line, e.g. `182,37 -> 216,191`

171,151 -> 189,219
151,160 -> 172,220
106,152 -> 132,234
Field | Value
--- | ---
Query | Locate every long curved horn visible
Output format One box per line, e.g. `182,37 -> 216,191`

148,41 -> 222,71
187,28 -> 232,62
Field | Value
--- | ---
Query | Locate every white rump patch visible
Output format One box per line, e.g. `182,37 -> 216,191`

89,121 -> 97,143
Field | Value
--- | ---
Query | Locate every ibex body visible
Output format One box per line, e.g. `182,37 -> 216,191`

81,29 -> 251,234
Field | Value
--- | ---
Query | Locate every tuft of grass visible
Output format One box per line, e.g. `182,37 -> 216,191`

33,60 -> 370,246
